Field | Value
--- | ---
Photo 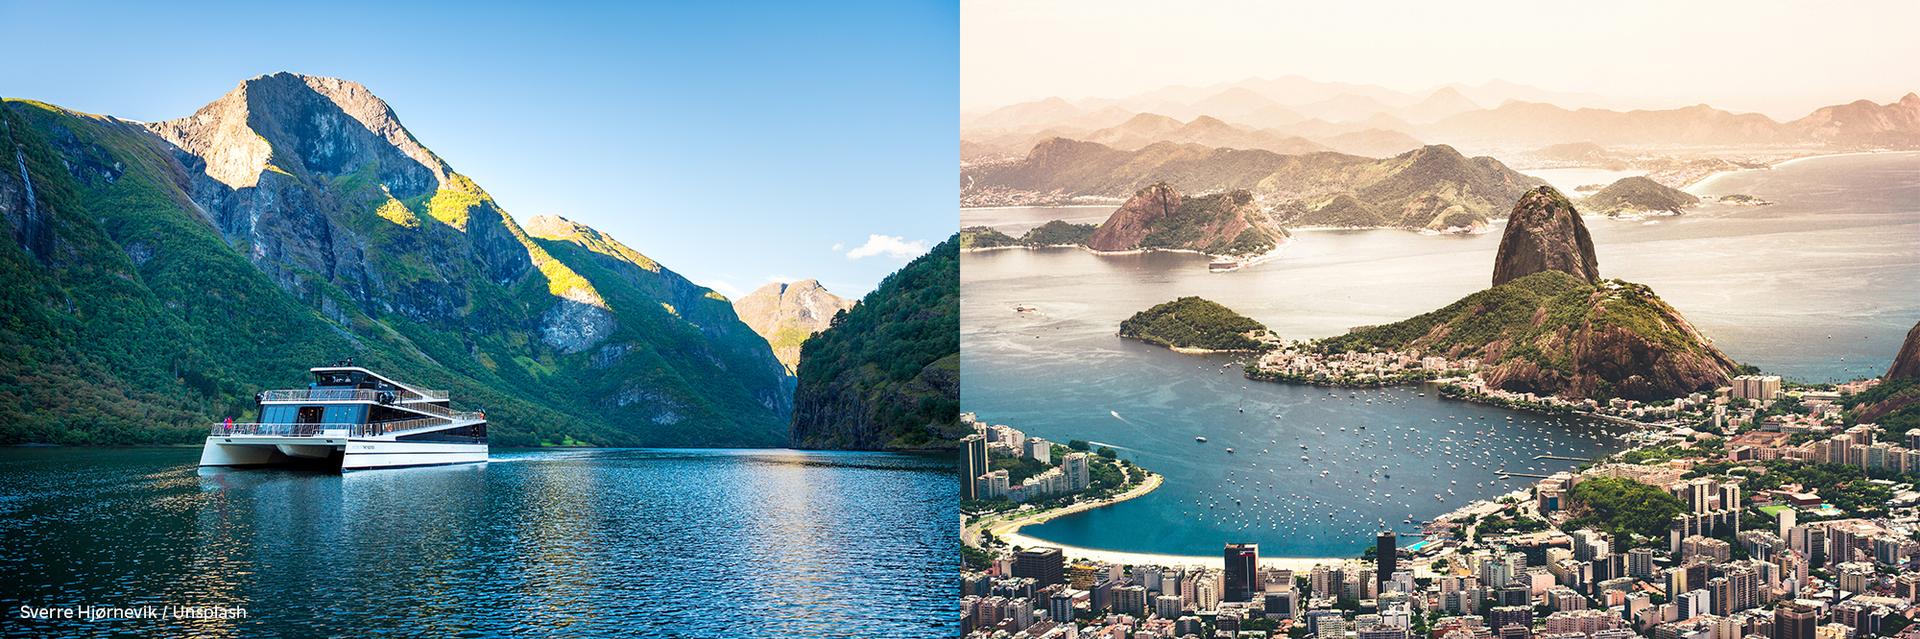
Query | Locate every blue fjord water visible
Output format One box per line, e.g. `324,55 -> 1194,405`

0,447 -> 957,638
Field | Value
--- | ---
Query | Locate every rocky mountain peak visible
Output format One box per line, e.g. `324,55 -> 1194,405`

1890,321 -> 1920,381
523,214 -> 592,239
1491,186 -> 1600,286
1085,183 -> 1182,251
734,278 -> 855,375
147,71 -> 447,197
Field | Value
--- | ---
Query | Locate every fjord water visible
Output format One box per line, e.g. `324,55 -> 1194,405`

0,448 -> 956,637
961,152 -> 1920,558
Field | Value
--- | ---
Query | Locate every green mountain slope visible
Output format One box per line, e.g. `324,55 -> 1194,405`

959,221 -> 1097,250
1318,270 -> 1734,400
1120,297 -> 1272,351
790,235 -> 960,450
0,74 -> 788,447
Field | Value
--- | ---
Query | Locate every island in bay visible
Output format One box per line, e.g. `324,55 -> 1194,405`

1120,297 -> 1277,353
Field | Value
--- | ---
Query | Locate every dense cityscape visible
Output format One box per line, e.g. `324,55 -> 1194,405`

963,365 -> 1920,639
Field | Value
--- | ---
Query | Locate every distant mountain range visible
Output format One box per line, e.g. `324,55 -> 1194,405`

965,77 -> 1920,159
0,73 -> 792,447
966,76 -> 1604,133
1082,114 -> 1330,156
962,141 -> 1543,232
733,279 -> 854,375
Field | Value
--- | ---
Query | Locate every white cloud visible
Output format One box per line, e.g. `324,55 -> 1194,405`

844,234 -> 929,260
831,242 -> 845,252
707,279 -> 742,298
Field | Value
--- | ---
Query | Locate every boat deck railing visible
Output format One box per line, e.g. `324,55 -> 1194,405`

210,416 -> 478,438
255,388 -> 479,421
388,401 -> 483,421
258,387 -> 451,403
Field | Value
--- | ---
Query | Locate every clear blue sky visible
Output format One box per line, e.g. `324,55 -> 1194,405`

0,0 -> 956,298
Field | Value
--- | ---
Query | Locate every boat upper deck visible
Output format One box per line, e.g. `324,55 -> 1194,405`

305,365 -> 447,398
234,363 -> 485,432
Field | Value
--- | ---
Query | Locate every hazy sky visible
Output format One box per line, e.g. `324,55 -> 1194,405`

962,0 -> 1920,120
1,0 -> 955,298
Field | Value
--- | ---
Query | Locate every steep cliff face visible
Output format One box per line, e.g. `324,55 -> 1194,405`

1084,183 -> 1285,256
0,111 -> 57,262
144,72 -> 535,321
791,235 -> 960,450
1085,183 -> 1180,250
1890,321 -> 1920,381
0,74 -> 789,447
733,279 -> 854,374
1492,186 -> 1600,287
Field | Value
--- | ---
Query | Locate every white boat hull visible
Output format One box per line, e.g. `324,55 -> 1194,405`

201,435 -> 487,471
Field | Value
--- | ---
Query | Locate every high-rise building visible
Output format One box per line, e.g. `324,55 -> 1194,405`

1733,375 -> 1783,401
1489,607 -> 1533,635
962,434 -> 988,500
1775,601 -> 1818,639
1154,594 -> 1185,619
1628,548 -> 1654,578
1680,478 -> 1716,514
1047,591 -> 1074,625
1013,547 -> 1065,587
1224,543 -> 1259,602
1114,585 -> 1148,617
1376,531 -> 1398,588
1718,482 -> 1743,512
1264,589 -> 1299,618
1873,535 -> 1904,565
1025,437 -> 1051,464
1062,453 -> 1091,492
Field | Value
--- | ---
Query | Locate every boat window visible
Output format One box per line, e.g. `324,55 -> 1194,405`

322,404 -> 367,425
263,405 -> 298,423
295,406 -> 325,424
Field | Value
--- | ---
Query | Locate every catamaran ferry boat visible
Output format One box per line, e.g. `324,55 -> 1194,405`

200,363 -> 488,471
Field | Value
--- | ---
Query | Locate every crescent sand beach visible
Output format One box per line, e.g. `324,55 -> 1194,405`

966,472 -> 1351,571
